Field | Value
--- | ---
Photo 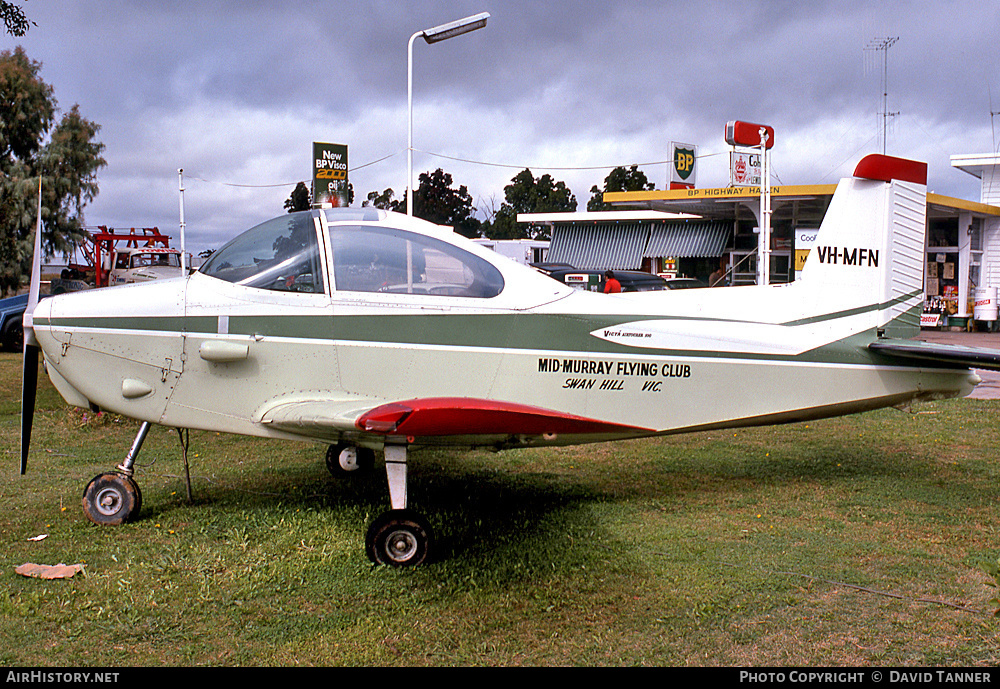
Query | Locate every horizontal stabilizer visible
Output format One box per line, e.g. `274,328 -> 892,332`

869,339 -> 1000,371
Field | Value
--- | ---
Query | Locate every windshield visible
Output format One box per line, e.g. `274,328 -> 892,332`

200,211 -> 325,293
130,252 -> 180,269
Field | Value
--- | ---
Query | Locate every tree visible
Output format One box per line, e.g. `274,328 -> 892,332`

0,47 -> 106,294
412,168 -> 480,238
0,47 -> 54,163
2,1 -> 33,36
284,181 -> 311,212
486,168 -> 576,240
363,188 -> 401,212
587,165 -> 655,211
366,169 -> 482,238
39,105 -> 106,256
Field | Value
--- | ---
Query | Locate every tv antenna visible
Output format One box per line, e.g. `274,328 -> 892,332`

990,82 -> 1000,154
865,36 -> 899,155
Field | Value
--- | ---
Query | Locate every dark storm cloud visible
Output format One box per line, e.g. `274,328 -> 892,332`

7,0 -> 1000,252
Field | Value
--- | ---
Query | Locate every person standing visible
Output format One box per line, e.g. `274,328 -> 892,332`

709,255 -> 729,287
603,270 -> 622,293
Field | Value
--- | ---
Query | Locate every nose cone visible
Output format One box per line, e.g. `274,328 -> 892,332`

46,278 -> 187,321
25,292 -> 51,348
33,278 -> 187,357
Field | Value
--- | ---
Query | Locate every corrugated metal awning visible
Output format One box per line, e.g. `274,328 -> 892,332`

645,221 -> 731,258
547,219 -> 732,269
547,223 -> 649,270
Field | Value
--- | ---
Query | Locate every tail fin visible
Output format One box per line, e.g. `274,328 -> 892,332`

800,154 -> 927,338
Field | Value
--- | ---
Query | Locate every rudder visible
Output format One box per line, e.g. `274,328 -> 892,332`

800,154 -> 928,338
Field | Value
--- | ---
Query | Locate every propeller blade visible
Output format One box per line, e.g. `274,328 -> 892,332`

20,176 -> 43,475
26,177 -> 42,316
20,343 -> 39,475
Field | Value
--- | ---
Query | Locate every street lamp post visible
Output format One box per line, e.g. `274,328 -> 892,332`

407,12 -> 490,216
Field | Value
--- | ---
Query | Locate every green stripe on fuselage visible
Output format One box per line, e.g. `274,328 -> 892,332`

38,315 -> 217,333
40,308 -> 896,367
778,289 -> 922,327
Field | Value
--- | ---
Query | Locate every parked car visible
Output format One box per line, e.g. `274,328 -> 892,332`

0,294 -> 29,351
0,292 -> 58,350
663,277 -> 708,290
529,261 -> 576,275
544,268 -> 669,293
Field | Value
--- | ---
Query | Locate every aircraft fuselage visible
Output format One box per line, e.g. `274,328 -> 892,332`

30,248 -> 977,452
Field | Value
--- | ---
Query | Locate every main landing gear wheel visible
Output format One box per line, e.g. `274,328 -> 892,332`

82,472 -> 142,525
365,509 -> 434,567
325,443 -> 374,476
364,444 -> 433,567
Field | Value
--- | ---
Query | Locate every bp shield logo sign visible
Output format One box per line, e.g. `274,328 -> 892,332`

674,148 -> 695,179
670,142 -> 697,188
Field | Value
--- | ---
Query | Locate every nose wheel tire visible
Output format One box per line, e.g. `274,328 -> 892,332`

365,509 -> 433,567
82,473 -> 142,525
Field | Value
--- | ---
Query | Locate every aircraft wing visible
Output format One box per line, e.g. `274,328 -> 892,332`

258,395 -> 648,442
258,395 -> 382,440
869,339 -> 1000,371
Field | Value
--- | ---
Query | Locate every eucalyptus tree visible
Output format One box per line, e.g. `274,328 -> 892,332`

0,47 -> 106,294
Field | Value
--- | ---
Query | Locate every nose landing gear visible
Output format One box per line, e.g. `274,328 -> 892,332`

82,472 -> 142,525
82,421 -> 150,525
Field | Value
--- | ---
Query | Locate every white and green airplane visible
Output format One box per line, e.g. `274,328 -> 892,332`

19,154 -> 1000,566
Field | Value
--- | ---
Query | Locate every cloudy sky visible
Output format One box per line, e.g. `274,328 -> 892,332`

7,0 -> 1000,254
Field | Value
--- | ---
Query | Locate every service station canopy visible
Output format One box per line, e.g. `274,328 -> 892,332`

602,184 -> 1000,228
